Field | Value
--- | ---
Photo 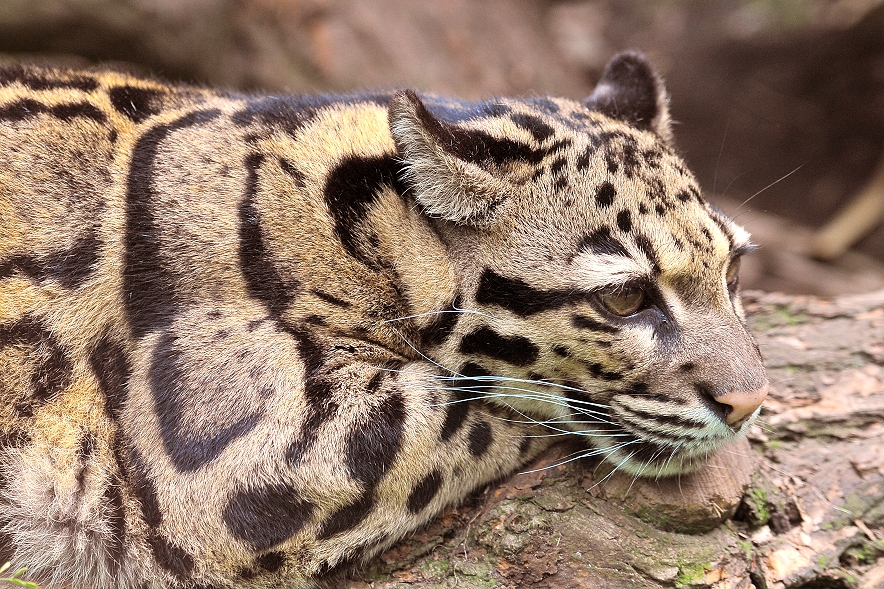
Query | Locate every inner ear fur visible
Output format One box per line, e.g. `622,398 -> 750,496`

388,90 -> 515,226
584,50 -> 673,144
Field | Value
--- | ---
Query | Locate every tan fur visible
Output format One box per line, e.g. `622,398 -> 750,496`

0,53 -> 765,588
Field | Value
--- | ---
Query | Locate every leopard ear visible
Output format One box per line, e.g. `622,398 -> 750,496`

388,90 -> 514,226
584,50 -> 673,144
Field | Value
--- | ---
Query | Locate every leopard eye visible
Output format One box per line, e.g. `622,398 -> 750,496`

599,286 -> 646,317
726,257 -> 741,292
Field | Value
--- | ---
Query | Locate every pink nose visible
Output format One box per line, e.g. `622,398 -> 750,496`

715,381 -> 769,427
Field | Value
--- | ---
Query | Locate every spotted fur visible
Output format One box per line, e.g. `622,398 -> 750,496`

0,52 -> 767,587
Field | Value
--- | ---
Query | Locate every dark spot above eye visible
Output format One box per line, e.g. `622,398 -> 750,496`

616,209 -> 632,233
595,181 -> 616,207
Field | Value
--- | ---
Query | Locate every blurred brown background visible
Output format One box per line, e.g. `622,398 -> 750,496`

4,0 -> 884,296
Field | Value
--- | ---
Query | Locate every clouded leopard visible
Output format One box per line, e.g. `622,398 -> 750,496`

0,51 -> 767,587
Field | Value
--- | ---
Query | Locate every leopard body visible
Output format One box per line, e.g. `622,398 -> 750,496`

0,52 -> 767,587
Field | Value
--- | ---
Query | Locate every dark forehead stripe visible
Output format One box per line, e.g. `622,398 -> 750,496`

124,108 -> 221,339
0,65 -> 99,92
0,230 -> 100,289
109,86 -> 164,124
324,155 -> 407,269
510,113 -> 555,142
475,269 -> 579,317
616,209 -> 632,233
576,225 -> 629,258
632,233 -> 661,274
460,327 -> 539,367
0,98 -> 107,124
0,315 -> 73,416
223,483 -> 316,551
239,152 -> 299,320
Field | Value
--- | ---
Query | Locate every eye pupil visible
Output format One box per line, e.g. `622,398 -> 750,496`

600,287 -> 646,316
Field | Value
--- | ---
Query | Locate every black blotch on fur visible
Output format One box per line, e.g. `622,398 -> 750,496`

638,203 -> 649,215
549,156 -> 567,176
633,233 -> 662,274
583,361 -> 623,381
0,231 -> 101,289
577,225 -> 629,258
460,327 -> 539,367
311,289 -> 351,308
0,315 -> 73,416
239,152 -> 298,319
224,483 -> 316,551
0,65 -> 98,91
576,148 -> 592,171
346,392 -> 406,487
519,436 -> 532,456
149,331 -> 269,472
127,448 -> 163,528
0,98 -> 106,123
418,295 -> 462,348
616,209 -> 632,233
109,86 -> 164,123
284,328 -> 338,466
510,113 -> 554,142
407,470 -> 443,514
232,93 -> 387,132
88,334 -> 131,421
147,534 -> 195,580
317,392 -> 407,538
475,269 -> 575,317
317,492 -> 375,540
595,181 -> 616,207
572,314 -> 620,334
468,419 -> 493,458
676,190 -> 692,203
324,155 -> 406,268
440,362 -> 489,442
124,109 -> 221,339
255,551 -> 285,573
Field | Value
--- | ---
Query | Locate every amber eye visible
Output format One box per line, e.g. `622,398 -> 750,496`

599,286 -> 646,317
726,257 -> 741,291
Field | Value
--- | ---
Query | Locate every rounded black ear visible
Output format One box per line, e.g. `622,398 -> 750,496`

388,90 -> 515,225
584,50 -> 673,143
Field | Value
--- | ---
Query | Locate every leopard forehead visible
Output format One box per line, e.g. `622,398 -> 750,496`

415,95 -> 750,287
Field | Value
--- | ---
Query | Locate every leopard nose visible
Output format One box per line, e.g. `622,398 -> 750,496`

715,381 -> 769,427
